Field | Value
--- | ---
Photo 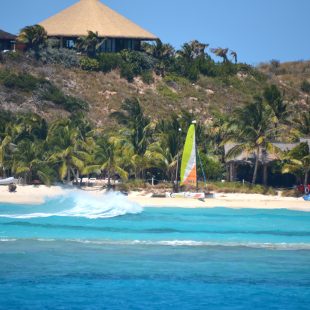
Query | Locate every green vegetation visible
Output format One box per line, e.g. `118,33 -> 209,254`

282,143 -> 310,186
301,80 -> 310,93
0,25 -> 309,191
0,69 -> 45,92
79,57 -> 100,71
0,69 -> 88,112
0,94 -> 308,191
41,84 -> 89,112
207,182 -> 277,195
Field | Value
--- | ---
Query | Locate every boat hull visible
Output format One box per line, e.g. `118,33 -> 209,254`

0,177 -> 17,185
167,192 -> 206,199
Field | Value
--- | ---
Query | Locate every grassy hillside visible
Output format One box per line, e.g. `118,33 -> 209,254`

258,60 -> 310,111
2,52 -> 309,129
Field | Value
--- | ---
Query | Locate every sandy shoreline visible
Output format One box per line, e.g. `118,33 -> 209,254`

0,185 -> 309,212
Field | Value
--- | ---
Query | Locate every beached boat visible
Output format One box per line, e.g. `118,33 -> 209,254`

168,121 -> 206,199
0,177 -> 17,185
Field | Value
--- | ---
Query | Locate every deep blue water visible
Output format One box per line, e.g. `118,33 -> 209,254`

0,192 -> 309,309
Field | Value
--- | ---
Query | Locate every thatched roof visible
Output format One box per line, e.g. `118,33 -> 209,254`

39,0 -> 158,40
0,29 -> 16,40
224,140 -> 310,164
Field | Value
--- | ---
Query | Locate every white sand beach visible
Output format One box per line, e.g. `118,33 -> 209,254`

0,185 -> 309,212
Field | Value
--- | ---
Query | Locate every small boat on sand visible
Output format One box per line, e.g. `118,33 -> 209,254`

0,177 -> 17,185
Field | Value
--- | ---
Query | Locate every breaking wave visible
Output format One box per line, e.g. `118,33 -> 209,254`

1,237 -> 310,250
0,191 -> 143,219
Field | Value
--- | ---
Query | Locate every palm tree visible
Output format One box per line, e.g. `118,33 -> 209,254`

18,25 -> 47,56
264,85 -> 288,124
143,39 -> 175,59
176,43 -> 194,62
47,120 -> 87,182
111,98 -> 151,155
12,138 -> 57,185
14,113 -> 48,143
0,135 -> 13,178
111,98 -> 155,178
294,110 -> 310,137
76,31 -> 106,57
226,96 -> 277,185
282,142 -> 310,186
153,115 -> 183,182
142,40 -> 175,76
93,136 -> 128,188
230,51 -> 238,64
205,112 -> 230,161
211,48 -> 229,63
177,40 -> 208,61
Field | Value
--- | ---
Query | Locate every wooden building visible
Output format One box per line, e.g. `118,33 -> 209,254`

0,30 -> 16,51
39,0 -> 158,51
224,139 -> 310,186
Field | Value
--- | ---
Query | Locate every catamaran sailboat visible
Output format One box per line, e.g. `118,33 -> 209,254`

168,121 -> 206,199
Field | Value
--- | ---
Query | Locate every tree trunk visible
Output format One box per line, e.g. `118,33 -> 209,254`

263,164 -> 268,187
304,170 -> 309,187
29,168 -> 33,185
107,169 -> 111,190
67,167 -> 71,183
252,147 -> 260,185
229,162 -> 235,182
71,168 -> 78,184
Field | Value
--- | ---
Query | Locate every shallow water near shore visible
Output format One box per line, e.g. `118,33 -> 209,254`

0,193 -> 309,309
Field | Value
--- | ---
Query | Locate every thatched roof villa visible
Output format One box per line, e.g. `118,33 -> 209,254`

39,0 -> 158,51
0,29 -> 16,51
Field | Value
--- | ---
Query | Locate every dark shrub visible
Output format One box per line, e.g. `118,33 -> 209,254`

63,96 -> 89,112
120,50 -> 156,75
97,53 -> 122,72
41,84 -> 65,104
0,70 -> 44,91
41,84 -> 89,112
120,63 -> 135,82
38,47 -> 79,68
198,59 -> 217,77
187,65 -> 199,82
301,80 -> 310,93
141,70 -> 154,84
80,57 -> 100,71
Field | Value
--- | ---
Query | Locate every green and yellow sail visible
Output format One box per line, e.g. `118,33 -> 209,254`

180,124 -> 197,187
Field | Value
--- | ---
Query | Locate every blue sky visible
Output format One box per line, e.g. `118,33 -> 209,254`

1,0 -> 309,65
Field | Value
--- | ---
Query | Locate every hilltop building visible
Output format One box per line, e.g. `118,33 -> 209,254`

0,30 -> 16,51
39,0 -> 158,52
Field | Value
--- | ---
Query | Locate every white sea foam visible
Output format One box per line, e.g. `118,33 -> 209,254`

62,239 -> 310,250
1,237 -> 310,250
0,238 -> 17,242
0,191 -> 143,219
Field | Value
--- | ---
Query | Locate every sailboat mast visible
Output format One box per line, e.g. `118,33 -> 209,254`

192,121 -> 199,192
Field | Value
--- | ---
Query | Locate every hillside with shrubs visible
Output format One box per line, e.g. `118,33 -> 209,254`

0,31 -> 309,128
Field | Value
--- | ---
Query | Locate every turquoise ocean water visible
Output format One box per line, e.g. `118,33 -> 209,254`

0,192 -> 309,309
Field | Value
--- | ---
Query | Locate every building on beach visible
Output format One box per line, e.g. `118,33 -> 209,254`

39,0 -> 158,52
0,30 -> 16,51
224,139 -> 310,186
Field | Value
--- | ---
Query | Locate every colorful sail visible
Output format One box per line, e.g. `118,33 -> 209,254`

180,124 -> 197,187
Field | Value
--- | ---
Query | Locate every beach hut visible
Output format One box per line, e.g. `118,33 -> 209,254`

39,0 -> 158,51
224,139 -> 310,186
0,29 -> 16,51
